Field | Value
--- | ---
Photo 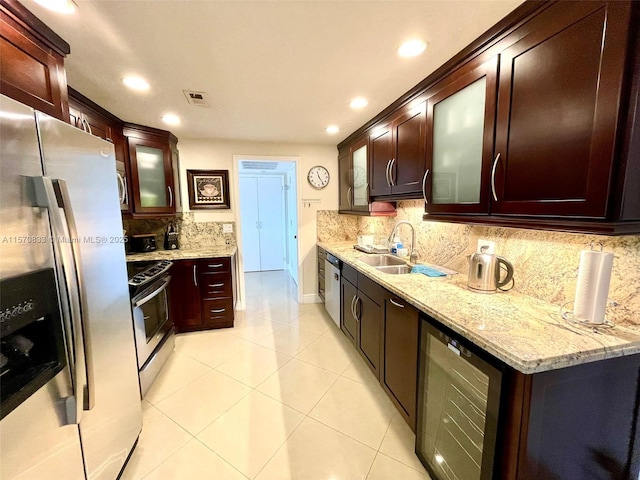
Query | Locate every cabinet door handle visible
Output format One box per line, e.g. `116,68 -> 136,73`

210,308 -> 226,314
167,185 -> 174,207
122,176 -> 128,205
83,118 -> 93,135
422,169 -> 430,205
390,298 -> 405,308
350,295 -> 357,320
347,187 -> 352,207
208,283 -> 224,288
385,159 -> 392,187
390,158 -> 396,186
193,265 -> 198,286
355,296 -> 361,321
491,153 -> 500,202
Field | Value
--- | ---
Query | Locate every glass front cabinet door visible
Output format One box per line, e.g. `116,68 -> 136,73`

351,138 -> 369,209
126,127 -> 177,215
424,57 -> 498,215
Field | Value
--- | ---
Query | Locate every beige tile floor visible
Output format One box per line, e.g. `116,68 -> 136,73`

122,270 -> 431,480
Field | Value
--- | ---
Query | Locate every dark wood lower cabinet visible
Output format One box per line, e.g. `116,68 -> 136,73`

334,259 -> 639,479
170,256 -> 235,332
415,316 -> 640,480
340,277 -> 358,343
382,294 -> 419,431
340,264 -> 383,378
317,247 -> 326,301
498,355 -> 640,480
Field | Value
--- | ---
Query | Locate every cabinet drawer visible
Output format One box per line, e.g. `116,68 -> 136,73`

342,263 -> 358,285
358,274 -> 383,303
198,257 -> 230,274
202,298 -> 234,326
199,272 -> 232,299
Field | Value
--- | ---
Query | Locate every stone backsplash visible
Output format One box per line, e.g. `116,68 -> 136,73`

123,212 -> 236,250
318,201 -> 640,329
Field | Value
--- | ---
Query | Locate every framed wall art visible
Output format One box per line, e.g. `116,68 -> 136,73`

187,169 -> 231,209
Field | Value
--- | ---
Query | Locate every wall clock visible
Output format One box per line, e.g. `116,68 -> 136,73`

308,165 -> 330,189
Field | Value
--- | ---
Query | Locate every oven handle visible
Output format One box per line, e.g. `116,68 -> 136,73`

134,276 -> 171,308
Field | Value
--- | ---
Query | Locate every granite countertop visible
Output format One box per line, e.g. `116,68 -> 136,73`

126,245 -> 237,262
319,241 -> 640,374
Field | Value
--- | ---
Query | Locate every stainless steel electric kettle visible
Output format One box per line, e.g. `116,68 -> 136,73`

467,246 -> 514,293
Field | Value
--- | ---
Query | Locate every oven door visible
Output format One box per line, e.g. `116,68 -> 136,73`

131,275 -> 172,368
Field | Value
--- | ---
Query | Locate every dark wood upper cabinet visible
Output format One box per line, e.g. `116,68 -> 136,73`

390,101 -> 427,196
369,102 -> 427,198
124,123 -> 178,217
0,0 -> 69,121
369,125 -> 393,197
338,136 -> 396,216
492,1 -> 631,219
68,88 -> 131,214
425,57 -> 498,215
340,0 -> 640,234
338,151 -> 352,212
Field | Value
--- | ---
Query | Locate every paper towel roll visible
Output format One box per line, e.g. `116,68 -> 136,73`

573,250 -> 614,324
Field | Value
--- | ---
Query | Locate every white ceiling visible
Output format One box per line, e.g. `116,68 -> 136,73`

22,0 -> 523,145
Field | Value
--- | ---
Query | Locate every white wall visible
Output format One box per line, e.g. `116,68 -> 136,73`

177,138 -> 338,301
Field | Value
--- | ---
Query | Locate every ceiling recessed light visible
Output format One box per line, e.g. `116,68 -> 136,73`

398,39 -> 427,57
122,76 -> 150,92
326,125 -> 339,134
161,114 -> 180,126
350,97 -> 368,109
34,0 -> 77,14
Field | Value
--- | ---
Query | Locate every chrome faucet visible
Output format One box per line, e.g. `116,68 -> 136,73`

388,220 -> 418,264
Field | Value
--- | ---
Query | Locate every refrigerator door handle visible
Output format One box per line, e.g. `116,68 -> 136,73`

30,176 -> 86,424
53,178 -> 95,411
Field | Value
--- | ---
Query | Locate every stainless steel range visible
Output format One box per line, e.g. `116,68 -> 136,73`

127,260 -> 175,397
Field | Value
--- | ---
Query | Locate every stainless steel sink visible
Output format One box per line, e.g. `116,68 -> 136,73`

358,254 -> 407,267
375,265 -> 412,275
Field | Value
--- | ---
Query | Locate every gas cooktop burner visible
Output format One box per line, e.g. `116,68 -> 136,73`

128,260 -> 172,288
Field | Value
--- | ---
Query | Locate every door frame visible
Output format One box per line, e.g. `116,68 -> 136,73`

233,155 -> 302,307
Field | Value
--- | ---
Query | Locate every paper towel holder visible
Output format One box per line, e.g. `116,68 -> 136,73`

560,301 -> 616,330
589,241 -> 604,252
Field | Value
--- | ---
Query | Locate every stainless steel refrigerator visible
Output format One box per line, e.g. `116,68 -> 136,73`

0,94 -> 142,479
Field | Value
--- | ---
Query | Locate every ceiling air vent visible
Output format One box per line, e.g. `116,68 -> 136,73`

183,90 -> 210,107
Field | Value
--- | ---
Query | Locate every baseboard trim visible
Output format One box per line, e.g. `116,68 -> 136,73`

302,294 -> 323,304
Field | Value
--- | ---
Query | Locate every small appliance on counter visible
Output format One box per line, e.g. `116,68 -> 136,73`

164,223 -> 179,250
129,234 -> 157,253
467,246 -> 514,293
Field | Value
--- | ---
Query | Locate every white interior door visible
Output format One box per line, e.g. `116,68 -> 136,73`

239,176 -> 261,272
258,176 -> 285,271
286,166 -> 299,284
